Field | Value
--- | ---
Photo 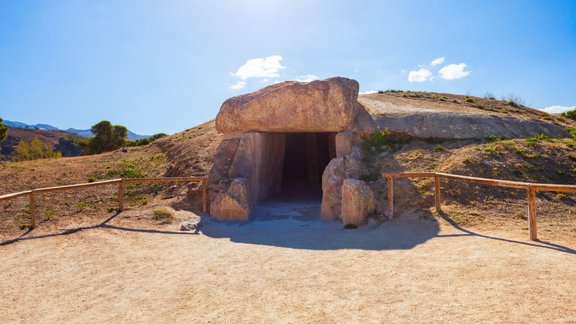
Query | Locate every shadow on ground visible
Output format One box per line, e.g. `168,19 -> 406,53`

0,211 -> 197,246
201,216 -> 440,251
2,205 -> 574,255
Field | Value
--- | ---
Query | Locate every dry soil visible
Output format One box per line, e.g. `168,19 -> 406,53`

1,211 -> 575,323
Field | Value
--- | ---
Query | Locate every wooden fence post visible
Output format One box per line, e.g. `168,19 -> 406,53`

434,175 -> 442,213
201,178 -> 208,213
29,191 -> 36,228
528,187 -> 538,241
387,176 -> 394,219
118,179 -> 125,212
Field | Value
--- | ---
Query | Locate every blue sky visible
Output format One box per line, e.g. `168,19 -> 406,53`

0,0 -> 575,135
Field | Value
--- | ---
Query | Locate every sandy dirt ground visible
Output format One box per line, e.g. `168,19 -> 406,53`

1,211 -> 575,323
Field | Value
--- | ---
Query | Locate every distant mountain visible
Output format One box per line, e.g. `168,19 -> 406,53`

3,120 -> 149,140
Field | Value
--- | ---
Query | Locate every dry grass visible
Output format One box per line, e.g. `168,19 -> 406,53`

362,137 -> 576,242
0,120 -> 221,241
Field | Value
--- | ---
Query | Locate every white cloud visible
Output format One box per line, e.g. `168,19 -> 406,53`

408,68 -> 432,82
438,63 -> 471,80
359,90 -> 377,95
430,57 -> 445,66
540,105 -> 575,114
233,55 -> 285,80
294,74 -> 320,82
230,81 -> 246,90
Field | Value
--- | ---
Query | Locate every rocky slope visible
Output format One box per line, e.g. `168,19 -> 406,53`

358,91 -> 571,139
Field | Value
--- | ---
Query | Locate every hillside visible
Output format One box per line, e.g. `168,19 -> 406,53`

3,119 -> 149,140
0,120 -> 221,240
358,91 -> 573,139
0,92 -> 574,242
0,128 -> 82,159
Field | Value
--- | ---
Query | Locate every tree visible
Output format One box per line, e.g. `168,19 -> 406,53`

55,137 -> 82,156
562,109 -> 576,121
87,120 -> 128,154
129,133 -> 168,146
0,118 -> 7,143
15,140 -> 30,161
29,138 -> 44,160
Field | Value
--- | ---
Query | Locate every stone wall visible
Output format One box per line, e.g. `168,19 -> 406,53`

208,132 -> 287,220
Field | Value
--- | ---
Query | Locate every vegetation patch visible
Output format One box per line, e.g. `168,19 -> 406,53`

152,208 -> 174,224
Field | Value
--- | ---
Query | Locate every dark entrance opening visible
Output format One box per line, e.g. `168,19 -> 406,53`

280,133 -> 336,200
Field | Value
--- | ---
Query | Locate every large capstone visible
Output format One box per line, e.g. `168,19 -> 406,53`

216,77 -> 360,133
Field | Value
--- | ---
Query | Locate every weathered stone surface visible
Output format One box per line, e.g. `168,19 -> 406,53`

344,156 -> 361,179
216,77 -> 360,133
180,216 -> 200,231
228,132 -> 285,203
207,137 -> 241,202
210,178 -> 251,221
335,132 -> 361,158
340,178 -> 376,226
320,157 -> 346,220
359,96 -> 569,139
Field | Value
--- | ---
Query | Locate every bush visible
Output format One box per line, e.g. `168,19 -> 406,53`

365,129 -> 391,148
434,144 -> 445,151
505,94 -> 525,108
485,133 -> 499,142
128,133 -> 168,146
526,134 -> 549,147
561,109 -> 576,121
0,117 -> 7,143
153,208 -> 173,224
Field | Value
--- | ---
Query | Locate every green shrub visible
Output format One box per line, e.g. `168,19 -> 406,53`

153,208 -> 173,223
77,202 -> 86,212
485,133 -> 499,142
505,94 -> 525,108
365,129 -> 391,148
561,109 -> 576,121
434,144 -> 445,151
526,134 -> 549,147
44,210 -> 54,220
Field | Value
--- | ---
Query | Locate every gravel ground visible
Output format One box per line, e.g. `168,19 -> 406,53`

1,212 -> 575,323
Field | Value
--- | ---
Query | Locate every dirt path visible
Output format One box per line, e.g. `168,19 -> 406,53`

1,214 -> 575,323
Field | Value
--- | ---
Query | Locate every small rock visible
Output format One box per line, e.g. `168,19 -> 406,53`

180,219 -> 199,231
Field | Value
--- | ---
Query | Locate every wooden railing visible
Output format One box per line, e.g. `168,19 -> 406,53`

382,172 -> 576,241
0,177 -> 207,229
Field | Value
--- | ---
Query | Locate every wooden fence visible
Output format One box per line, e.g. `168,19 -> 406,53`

0,177 -> 208,229
383,172 -> 576,241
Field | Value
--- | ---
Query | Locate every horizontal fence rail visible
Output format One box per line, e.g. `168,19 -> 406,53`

0,177 -> 208,229
383,172 -> 576,241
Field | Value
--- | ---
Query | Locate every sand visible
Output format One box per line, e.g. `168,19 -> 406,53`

1,214 -> 575,323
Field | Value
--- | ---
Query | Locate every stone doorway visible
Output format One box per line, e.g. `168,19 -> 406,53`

279,133 -> 336,201
253,132 -> 336,221
208,77 -> 363,222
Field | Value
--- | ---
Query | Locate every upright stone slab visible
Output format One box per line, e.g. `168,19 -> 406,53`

321,157 -> 346,220
210,178 -> 251,221
340,178 -> 376,226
